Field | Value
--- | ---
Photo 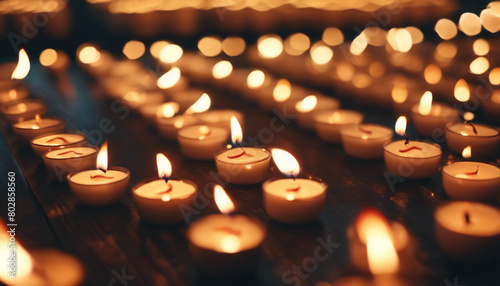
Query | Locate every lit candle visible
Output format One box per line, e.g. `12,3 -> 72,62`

294,95 -> 340,129
435,201 -> 500,261
340,124 -> 394,159
178,125 -> 229,160
31,131 -> 87,155
314,109 -> 364,143
132,153 -> 197,224
157,67 -> 189,96
442,146 -> 500,201
215,117 -> 271,184
42,145 -> 99,180
384,116 -> 442,179
67,142 -> 130,206
263,149 -> 327,224
445,121 -> 500,158
242,69 -> 273,100
187,185 -> 265,278
120,90 -> 165,111
12,115 -> 66,141
0,87 -> 29,106
1,99 -> 47,123
195,109 -> 245,131
410,91 -> 458,137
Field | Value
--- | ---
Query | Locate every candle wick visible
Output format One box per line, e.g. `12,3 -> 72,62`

98,168 -> 106,174
466,122 -> 478,135
404,133 -> 409,145
162,175 -> 170,184
291,174 -> 296,181
465,211 -> 470,224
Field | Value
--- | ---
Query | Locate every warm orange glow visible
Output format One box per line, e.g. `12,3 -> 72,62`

459,12 -> 482,36
463,111 -> 475,121
435,18 -> 457,40
198,36 -> 222,57
470,57 -> 489,74
336,62 -> 354,81
39,48 -> 58,67
220,234 -> 241,253
296,95 -> 318,113
473,39 -> 490,56
271,148 -> 300,178
424,64 -> 442,84
481,6 -> 500,33
12,48 -> 30,79
489,68 -> 500,85
247,70 -> 265,89
462,146 -> 472,159
391,84 -> 408,104
122,40 -> 145,60
156,153 -> 172,179
435,42 -> 457,61
394,29 -> 412,52
159,44 -> 183,64
212,60 -> 233,79
272,79 -> 292,102
185,93 -> 211,115
489,1 -> 500,16
150,41 -> 169,59
96,141 -> 108,172
310,43 -> 333,65
491,90 -> 500,103
368,61 -> 385,78
406,26 -> 424,44
78,46 -> 101,64
350,32 -> 367,55
0,224 -> 33,282
257,35 -> 283,59
418,91 -> 433,115
230,116 -> 243,145
395,116 -> 407,136
214,185 -> 235,214
322,27 -> 344,46
454,79 -> 470,102
159,102 -> 179,118
222,36 -> 246,57
157,67 -> 181,89
284,33 -> 310,56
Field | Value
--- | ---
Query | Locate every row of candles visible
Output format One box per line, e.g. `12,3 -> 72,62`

1,37 -> 499,284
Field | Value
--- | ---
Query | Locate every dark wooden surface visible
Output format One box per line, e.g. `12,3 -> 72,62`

1,62 -> 499,286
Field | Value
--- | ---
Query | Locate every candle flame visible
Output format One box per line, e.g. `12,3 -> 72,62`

122,40 -> 145,60
78,46 -> 101,64
395,116 -> 407,136
296,95 -> 318,113
310,44 -> 333,65
391,84 -> 408,104
435,18 -> 457,40
473,39 -> 490,56
418,91 -> 433,115
39,48 -> 58,67
156,153 -> 172,180
394,28 -> 412,53
463,111 -> 475,121
489,68 -> 500,85
470,57 -> 489,75
458,12 -> 482,36
230,116 -> 243,145
271,148 -> 300,178
8,89 -> 17,100
157,67 -> 181,89
273,79 -> 292,102
12,48 -> 30,80
212,60 -> 233,79
454,79 -> 470,102
424,64 -> 442,85
159,44 -> 183,64
214,185 -> 235,214
257,35 -> 283,59
159,102 -> 179,119
220,234 -> 241,253
0,224 -> 33,282
247,70 -> 265,89
185,93 -> 211,115
462,146 -> 472,159
96,141 -> 108,172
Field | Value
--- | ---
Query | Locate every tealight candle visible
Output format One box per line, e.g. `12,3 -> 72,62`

347,208 -> 409,273
410,91 -> 458,137
196,109 -> 245,131
13,115 -> 66,141
314,109 -> 364,143
340,124 -> 394,159
169,89 -> 207,111
434,201 -> 500,261
187,185 -> 265,278
42,146 -> 98,180
215,117 -> 271,184
442,147 -> 500,201
132,153 -> 197,224
0,87 -> 29,106
1,99 -> 47,123
178,125 -> 229,160
384,117 -> 442,179
67,142 -> 130,206
295,95 -> 340,129
263,149 -> 327,224
445,122 -> 500,158
31,132 -> 87,155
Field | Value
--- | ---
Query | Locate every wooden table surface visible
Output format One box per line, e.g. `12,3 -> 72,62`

0,62 -> 499,286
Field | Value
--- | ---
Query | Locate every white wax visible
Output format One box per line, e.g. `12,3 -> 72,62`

13,117 -> 66,141
1,99 -> 47,123
442,162 -> 500,201
178,125 -> 229,160
67,168 -> 130,206
263,178 -> 327,224
340,124 -> 393,159
384,140 -> 441,179
133,179 -> 197,224
215,147 -> 271,184
196,109 -> 245,131
156,114 -> 198,140
410,103 -> 458,137
446,123 -> 500,158
14,118 -> 62,129
0,87 -> 28,105
435,201 -> 500,260
44,146 -> 97,159
314,110 -> 364,143
295,96 -> 340,129
31,133 -> 86,155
